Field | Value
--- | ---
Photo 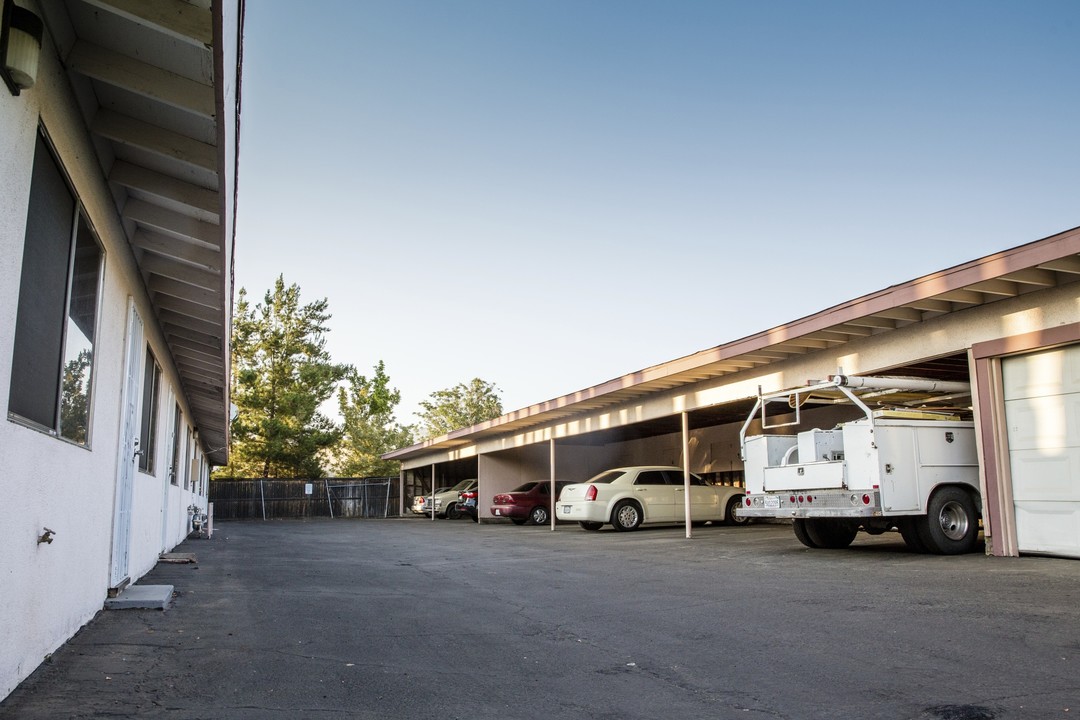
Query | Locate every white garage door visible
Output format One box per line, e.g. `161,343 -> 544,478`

1003,343 -> 1080,558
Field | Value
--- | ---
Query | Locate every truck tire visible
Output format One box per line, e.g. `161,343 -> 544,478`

918,487 -> 979,555
897,518 -> 929,553
805,519 -> 858,549
792,519 -> 819,548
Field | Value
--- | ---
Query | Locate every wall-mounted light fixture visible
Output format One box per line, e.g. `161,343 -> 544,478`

1,0 -> 43,96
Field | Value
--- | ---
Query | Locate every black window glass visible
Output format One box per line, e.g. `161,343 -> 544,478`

139,350 -> 161,472
59,215 -> 100,443
9,135 -> 76,429
635,471 -> 668,486
9,133 -> 102,446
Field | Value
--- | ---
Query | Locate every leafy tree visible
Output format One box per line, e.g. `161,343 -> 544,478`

416,378 -> 503,440
216,276 -> 349,478
60,348 -> 92,443
334,361 -> 414,477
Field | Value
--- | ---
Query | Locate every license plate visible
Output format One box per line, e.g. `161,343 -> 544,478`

562,505 -> 571,514
494,509 -> 501,515
764,496 -> 781,509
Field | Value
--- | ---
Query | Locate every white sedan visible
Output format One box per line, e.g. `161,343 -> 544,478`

555,466 -> 746,531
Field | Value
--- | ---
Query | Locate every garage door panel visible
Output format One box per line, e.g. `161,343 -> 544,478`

1004,343 -> 1080,559
1009,450 -> 1080,502
1014,502 -> 1080,559
1002,344 -> 1080,400
1004,392 -> 1080,451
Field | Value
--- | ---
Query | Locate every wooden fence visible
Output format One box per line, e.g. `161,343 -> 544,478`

209,478 -> 399,520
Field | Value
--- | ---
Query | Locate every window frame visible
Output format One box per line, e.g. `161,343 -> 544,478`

7,129 -> 105,448
138,348 -> 162,474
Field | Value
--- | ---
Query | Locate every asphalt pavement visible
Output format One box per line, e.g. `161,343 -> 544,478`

2,518 -> 1078,719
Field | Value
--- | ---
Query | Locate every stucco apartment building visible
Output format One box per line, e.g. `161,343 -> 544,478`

1,0 -> 241,699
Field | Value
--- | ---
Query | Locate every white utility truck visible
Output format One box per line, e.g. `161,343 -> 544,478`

739,374 -> 981,554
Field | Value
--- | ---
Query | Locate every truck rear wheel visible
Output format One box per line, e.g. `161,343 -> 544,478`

897,518 -> 929,552
792,519 -> 819,548
805,519 -> 858,549
918,487 -> 979,555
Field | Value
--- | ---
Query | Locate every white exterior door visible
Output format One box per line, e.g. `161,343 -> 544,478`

110,302 -> 144,587
1004,343 -> 1080,558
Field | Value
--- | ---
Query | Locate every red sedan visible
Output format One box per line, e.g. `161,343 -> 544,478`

490,481 -> 570,525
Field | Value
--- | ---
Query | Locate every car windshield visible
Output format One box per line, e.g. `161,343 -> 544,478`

513,482 -> 539,492
586,470 -> 625,484
448,479 -> 474,492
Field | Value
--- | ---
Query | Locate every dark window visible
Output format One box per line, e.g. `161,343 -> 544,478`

183,427 -> 193,490
634,471 -> 668,486
663,470 -> 705,485
8,133 -> 102,444
170,404 -> 182,486
138,349 -> 161,473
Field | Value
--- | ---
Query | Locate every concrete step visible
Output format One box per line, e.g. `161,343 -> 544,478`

104,584 -> 173,610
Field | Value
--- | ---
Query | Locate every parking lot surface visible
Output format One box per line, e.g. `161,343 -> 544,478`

2,518 -> 1078,719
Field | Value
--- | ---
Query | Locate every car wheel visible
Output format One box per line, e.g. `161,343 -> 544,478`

726,496 -> 749,526
897,517 -> 928,553
511,518 -> 528,526
445,502 -> 460,520
529,506 -> 549,525
579,521 -> 603,531
792,519 -> 819,548
917,487 -> 979,555
611,500 -> 642,531
804,519 -> 858,549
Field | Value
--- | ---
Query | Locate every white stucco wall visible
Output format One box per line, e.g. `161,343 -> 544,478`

0,19 -> 212,700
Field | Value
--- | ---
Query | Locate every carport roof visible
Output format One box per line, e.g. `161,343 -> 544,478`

384,226 -> 1080,462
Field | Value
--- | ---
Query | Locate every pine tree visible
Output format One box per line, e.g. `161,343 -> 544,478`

216,276 -> 349,478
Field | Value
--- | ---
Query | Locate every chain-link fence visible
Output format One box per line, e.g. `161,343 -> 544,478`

209,478 -> 399,519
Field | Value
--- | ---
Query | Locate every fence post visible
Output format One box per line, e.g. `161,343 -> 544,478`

325,479 -> 334,519
260,478 -> 266,520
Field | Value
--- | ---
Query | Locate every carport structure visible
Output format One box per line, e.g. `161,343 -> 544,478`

386,226 -> 1080,558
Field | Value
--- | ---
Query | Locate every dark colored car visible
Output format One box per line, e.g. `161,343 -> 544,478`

459,488 -> 479,523
491,481 -> 570,525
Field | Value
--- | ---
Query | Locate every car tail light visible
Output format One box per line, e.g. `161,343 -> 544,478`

585,485 -> 598,501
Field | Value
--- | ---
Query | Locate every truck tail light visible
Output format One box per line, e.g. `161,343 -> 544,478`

862,494 -> 871,505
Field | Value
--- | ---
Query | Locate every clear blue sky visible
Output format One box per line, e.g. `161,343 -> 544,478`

235,0 -> 1079,423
